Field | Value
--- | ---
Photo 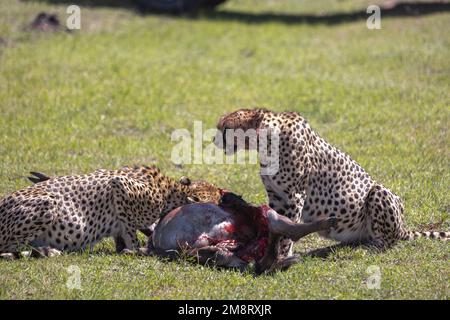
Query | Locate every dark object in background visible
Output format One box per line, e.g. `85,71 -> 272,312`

29,12 -> 61,32
135,0 -> 228,14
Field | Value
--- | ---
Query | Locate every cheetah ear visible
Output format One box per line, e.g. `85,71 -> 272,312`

179,176 -> 191,186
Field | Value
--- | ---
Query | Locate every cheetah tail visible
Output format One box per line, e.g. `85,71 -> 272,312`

400,229 -> 449,241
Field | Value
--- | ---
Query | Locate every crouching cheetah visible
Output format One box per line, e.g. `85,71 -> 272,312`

0,165 -> 221,258
215,108 -> 449,253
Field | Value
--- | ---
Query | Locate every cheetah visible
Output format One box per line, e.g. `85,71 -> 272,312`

215,108 -> 449,254
0,165 -> 221,258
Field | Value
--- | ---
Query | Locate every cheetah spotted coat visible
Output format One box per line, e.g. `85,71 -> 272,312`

216,108 -> 449,254
0,166 -> 221,255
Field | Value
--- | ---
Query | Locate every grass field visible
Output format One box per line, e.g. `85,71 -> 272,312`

0,0 -> 449,299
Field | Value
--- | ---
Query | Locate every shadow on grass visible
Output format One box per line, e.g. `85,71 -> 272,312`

302,242 -> 386,260
28,0 -> 137,9
24,0 -> 450,25
303,243 -> 356,259
204,2 -> 450,25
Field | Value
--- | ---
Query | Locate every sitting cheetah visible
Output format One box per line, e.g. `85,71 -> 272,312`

215,108 -> 449,253
0,165 -> 221,258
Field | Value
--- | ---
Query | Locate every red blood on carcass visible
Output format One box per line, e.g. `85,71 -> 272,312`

223,223 -> 236,234
237,237 -> 268,263
220,203 -> 272,262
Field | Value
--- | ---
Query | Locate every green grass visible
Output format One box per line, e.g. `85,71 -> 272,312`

0,0 -> 449,299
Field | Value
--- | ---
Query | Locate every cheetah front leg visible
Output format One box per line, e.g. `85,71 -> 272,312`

115,220 -> 141,254
114,234 -> 127,253
110,177 -> 150,254
113,210 -> 148,255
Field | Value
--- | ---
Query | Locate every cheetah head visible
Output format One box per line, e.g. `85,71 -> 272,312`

179,176 -> 222,204
214,108 -> 267,155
